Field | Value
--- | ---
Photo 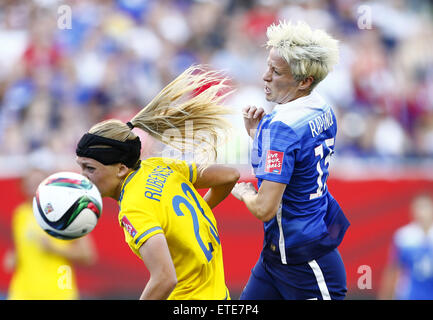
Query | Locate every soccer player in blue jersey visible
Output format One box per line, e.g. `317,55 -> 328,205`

231,20 -> 350,300
379,193 -> 433,300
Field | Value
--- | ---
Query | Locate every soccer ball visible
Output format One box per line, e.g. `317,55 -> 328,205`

33,171 -> 102,240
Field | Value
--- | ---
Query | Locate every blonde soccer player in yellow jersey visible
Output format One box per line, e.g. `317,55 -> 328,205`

5,163 -> 97,300
75,66 -> 240,300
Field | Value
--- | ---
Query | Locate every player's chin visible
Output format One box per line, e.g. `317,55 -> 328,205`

264,91 -> 275,102
264,94 -> 273,102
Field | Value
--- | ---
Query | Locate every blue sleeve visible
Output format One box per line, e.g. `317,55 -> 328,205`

255,121 -> 300,184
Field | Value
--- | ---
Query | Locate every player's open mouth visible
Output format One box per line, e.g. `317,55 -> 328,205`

264,86 -> 271,94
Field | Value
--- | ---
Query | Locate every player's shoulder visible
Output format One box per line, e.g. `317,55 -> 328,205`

11,203 -> 30,230
12,202 -> 33,223
118,165 -> 164,214
14,202 -> 32,215
142,157 -> 175,168
118,164 -> 153,205
146,157 -> 196,183
270,105 -> 310,130
270,92 -> 330,129
144,157 -> 188,171
394,222 -> 425,247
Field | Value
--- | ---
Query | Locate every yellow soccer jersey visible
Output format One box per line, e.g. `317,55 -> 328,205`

118,157 -> 229,300
8,202 -> 78,300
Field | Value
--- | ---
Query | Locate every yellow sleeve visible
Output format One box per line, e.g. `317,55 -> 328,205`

119,209 -> 164,257
159,158 -> 197,185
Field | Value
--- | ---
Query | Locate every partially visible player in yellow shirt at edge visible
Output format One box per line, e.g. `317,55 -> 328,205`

75,66 -> 240,300
4,151 -> 97,300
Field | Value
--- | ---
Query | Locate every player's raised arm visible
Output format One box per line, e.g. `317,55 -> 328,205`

193,164 -> 240,209
242,105 -> 266,139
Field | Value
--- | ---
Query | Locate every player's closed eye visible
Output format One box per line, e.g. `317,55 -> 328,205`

84,166 -> 95,173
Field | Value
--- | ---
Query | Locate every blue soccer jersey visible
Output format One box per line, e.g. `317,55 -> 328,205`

251,92 -> 350,265
392,223 -> 433,300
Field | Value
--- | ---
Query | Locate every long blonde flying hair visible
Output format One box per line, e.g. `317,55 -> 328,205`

88,65 -> 234,166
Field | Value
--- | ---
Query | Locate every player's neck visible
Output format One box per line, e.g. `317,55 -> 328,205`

114,168 -> 136,201
418,222 -> 433,235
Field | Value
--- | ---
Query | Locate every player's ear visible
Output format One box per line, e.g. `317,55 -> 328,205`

298,76 -> 314,91
117,163 -> 130,179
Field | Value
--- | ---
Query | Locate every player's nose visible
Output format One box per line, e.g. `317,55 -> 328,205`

262,68 -> 272,82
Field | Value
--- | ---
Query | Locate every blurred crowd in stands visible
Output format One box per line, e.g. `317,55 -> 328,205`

0,0 -> 432,174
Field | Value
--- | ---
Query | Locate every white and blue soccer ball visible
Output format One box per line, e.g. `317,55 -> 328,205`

33,171 -> 102,240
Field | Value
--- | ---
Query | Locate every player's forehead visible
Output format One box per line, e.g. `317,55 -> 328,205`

267,48 -> 290,71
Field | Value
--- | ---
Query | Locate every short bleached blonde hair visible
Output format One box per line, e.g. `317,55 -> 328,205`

266,20 -> 339,89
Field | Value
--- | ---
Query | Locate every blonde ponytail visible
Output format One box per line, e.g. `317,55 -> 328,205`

88,65 -> 234,165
